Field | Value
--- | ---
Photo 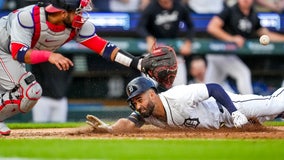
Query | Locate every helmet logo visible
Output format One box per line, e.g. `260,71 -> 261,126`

127,85 -> 137,96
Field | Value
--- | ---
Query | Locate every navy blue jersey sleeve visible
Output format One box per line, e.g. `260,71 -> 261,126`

206,83 -> 237,114
127,111 -> 145,128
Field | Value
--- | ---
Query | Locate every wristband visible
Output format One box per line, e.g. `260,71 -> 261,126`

30,50 -> 51,64
17,46 -> 29,63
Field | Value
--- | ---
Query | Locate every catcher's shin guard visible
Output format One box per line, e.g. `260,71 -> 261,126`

18,72 -> 42,113
0,72 -> 42,121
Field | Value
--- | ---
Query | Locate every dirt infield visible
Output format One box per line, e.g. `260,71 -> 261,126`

3,125 -> 284,139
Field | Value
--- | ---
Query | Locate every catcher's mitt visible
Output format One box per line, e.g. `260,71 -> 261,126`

141,46 -> 177,89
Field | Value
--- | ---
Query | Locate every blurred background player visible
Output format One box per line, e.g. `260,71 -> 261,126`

187,56 -> 207,84
31,55 -> 73,123
188,56 -> 236,93
205,0 -> 284,94
137,0 -> 195,87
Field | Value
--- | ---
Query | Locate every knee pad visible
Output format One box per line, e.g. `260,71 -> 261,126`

0,72 -> 42,120
18,72 -> 42,113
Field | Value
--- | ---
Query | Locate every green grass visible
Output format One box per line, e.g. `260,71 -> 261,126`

0,139 -> 284,160
0,121 -> 283,160
263,120 -> 284,126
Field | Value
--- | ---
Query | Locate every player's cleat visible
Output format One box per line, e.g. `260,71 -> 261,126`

274,111 -> 284,121
0,122 -> 11,136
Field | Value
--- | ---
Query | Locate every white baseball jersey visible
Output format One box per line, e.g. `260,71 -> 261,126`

129,84 -> 284,129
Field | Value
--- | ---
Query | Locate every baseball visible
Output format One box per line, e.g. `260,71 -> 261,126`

259,35 -> 270,45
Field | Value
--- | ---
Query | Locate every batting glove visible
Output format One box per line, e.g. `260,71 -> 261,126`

86,114 -> 112,133
231,111 -> 248,128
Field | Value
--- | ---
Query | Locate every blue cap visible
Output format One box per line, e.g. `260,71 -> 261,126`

126,76 -> 156,101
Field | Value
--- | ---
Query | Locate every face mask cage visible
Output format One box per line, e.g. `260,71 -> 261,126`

72,0 -> 93,29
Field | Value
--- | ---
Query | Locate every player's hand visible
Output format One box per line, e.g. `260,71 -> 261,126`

231,35 -> 245,48
48,53 -> 74,71
179,40 -> 191,56
232,111 -> 248,128
86,114 -> 112,133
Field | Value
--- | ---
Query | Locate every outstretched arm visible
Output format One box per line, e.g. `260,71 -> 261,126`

86,115 -> 140,133
112,118 -> 138,133
81,35 -> 177,89
80,35 -> 142,71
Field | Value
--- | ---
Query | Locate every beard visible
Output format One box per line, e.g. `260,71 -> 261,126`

63,14 -> 73,28
139,101 -> 155,118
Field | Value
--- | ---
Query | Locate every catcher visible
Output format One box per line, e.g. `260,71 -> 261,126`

0,0 -> 177,135
86,76 -> 284,133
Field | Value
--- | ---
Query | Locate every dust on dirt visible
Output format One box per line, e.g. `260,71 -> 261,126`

2,124 -> 284,139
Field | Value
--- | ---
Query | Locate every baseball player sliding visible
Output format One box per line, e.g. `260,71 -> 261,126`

86,76 -> 284,133
0,0 -> 175,136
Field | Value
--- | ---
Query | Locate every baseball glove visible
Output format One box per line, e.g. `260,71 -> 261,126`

141,45 -> 178,89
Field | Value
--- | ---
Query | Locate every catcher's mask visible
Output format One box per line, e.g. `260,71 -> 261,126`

45,0 -> 93,29
126,77 -> 157,110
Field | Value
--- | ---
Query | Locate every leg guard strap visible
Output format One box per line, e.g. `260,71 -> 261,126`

0,92 -> 21,121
